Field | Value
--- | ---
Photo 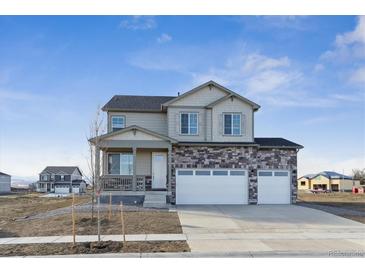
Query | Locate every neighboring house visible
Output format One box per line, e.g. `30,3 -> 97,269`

0,172 -> 11,193
298,171 -> 360,191
36,166 -> 86,194
89,80 -> 303,205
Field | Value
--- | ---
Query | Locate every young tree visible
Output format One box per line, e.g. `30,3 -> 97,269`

87,106 -> 105,239
352,168 -> 365,185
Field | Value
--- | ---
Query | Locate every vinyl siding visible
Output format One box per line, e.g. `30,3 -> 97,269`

169,85 -> 227,106
0,176 -> 11,192
211,97 -> 254,142
167,107 -> 206,141
105,130 -> 163,141
108,112 -> 167,136
136,150 -> 151,175
298,178 -> 310,190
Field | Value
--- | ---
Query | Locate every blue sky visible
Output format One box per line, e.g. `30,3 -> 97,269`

0,16 -> 364,180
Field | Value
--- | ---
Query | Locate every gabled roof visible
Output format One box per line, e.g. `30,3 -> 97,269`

317,171 -> 353,180
298,174 -> 317,180
102,95 -> 175,112
162,80 -> 260,110
40,166 -> 82,176
89,125 -> 178,144
299,171 -> 353,180
0,172 -> 10,177
254,138 -> 303,149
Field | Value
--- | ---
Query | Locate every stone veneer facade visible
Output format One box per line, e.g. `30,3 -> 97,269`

170,145 -> 298,204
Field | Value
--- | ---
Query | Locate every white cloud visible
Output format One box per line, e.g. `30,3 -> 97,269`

335,16 -> 365,46
349,67 -> 365,84
314,63 -> 325,72
119,16 -> 156,30
321,16 -> 365,62
157,33 -> 172,44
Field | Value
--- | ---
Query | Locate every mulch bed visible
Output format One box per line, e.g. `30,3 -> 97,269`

0,241 -> 190,256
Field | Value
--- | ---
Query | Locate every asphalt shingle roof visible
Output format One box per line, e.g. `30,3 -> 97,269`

254,138 -> 303,148
102,95 -> 176,111
41,166 -> 80,175
0,172 -> 10,176
319,171 -> 352,179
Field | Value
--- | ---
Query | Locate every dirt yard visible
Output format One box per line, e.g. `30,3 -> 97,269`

0,241 -> 190,256
298,192 -> 365,224
0,194 -> 182,237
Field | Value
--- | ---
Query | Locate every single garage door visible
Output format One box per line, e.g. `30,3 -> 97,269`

176,169 -> 248,205
258,170 -> 291,204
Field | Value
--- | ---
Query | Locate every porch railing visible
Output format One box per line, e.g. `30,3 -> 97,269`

100,175 -> 146,191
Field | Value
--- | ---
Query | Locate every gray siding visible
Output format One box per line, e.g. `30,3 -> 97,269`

108,112 -> 168,136
169,85 -> 226,106
211,97 -> 254,142
136,150 -> 151,175
167,107 -> 206,142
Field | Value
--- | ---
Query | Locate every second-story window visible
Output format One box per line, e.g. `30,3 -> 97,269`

224,113 -> 241,135
41,174 -> 48,181
180,113 -> 198,135
111,116 -> 125,132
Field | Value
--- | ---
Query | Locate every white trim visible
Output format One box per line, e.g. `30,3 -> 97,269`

223,113 -> 242,136
111,115 -> 126,131
179,112 -> 199,136
107,152 -> 133,175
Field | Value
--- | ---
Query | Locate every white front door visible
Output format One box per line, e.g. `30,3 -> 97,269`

152,152 -> 167,189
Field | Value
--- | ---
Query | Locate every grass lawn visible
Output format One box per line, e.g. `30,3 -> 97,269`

0,241 -> 190,256
298,192 -> 365,224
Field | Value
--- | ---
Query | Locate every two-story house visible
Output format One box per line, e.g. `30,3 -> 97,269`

36,166 -> 86,194
89,81 -> 303,206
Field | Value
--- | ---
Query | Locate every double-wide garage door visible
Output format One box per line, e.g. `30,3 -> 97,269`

176,168 -> 291,205
176,169 -> 248,205
258,170 -> 291,204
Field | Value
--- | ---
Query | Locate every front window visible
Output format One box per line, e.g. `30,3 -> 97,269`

224,113 -> 241,135
108,153 -> 133,175
180,113 -> 198,135
41,175 -> 48,181
111,116 -> 125,132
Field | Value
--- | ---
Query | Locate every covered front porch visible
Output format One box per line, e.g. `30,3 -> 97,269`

92,125 -> 176,196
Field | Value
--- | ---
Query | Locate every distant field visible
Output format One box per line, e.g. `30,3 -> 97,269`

297,192 -> 365,223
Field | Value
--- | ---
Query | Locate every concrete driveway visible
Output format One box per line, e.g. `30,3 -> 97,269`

177,205 -> 365,256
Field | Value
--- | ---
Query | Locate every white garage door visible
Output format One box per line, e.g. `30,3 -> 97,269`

258,170 -> 291,204
176,169 -> 248,205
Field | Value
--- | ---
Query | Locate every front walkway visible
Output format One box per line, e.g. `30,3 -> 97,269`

0,234 -> 186,245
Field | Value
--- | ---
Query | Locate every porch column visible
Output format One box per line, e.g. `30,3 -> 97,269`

132,146 -> 137,191
95,146 -> 101,192
167,144 -> 172,193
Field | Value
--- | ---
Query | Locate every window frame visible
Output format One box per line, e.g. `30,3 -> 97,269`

111,115 -> 126,132
108,153 -> 134,176
223,113 -> 242,136
180,112 -> 199,135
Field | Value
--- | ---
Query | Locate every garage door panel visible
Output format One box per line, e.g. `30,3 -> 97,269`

176,169 -> 248,205
258,170 -> 291,204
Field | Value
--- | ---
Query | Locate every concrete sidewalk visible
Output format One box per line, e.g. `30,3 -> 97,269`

0,234 -> 187,245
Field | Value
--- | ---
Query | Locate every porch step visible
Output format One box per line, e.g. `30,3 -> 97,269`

143,192 -> 167,209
